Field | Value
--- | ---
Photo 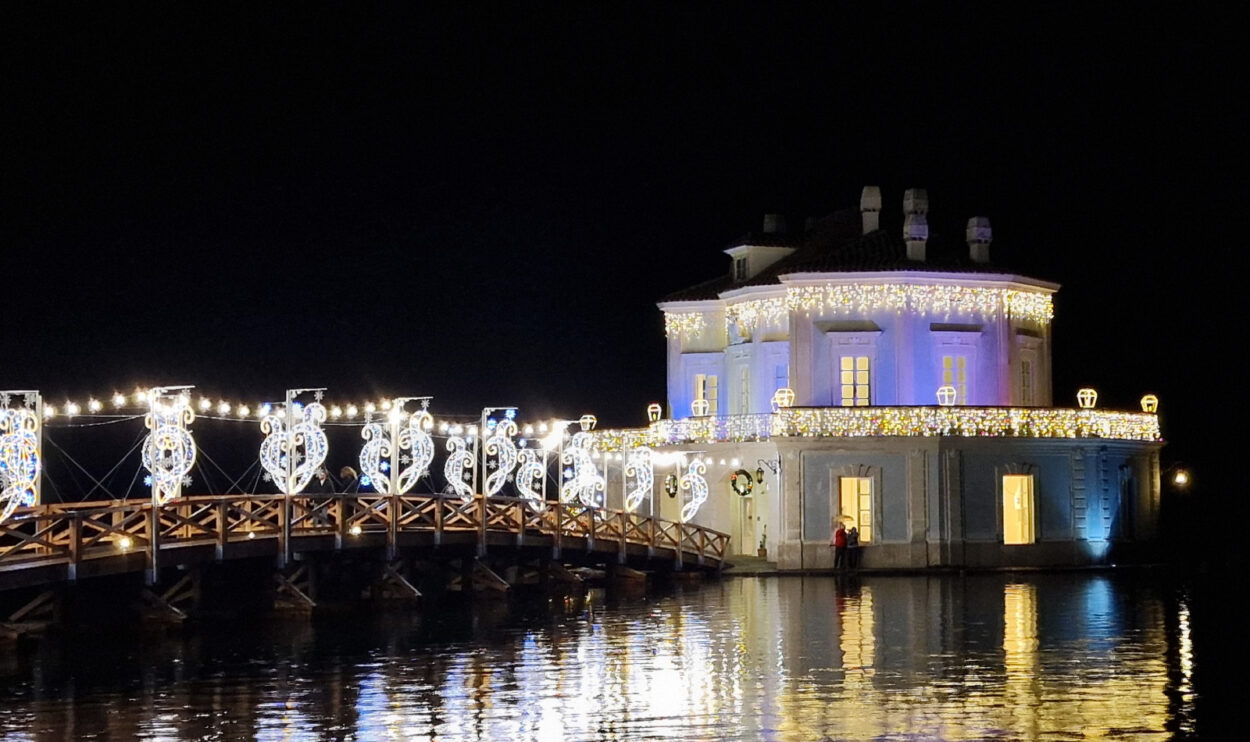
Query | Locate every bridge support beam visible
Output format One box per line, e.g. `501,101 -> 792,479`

372,560 -> 421,602
274,564 -> 316,613
1,588 -> 60,640
139,570 -> 200,623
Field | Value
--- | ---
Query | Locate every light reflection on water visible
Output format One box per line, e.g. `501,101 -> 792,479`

0,573 -> 1198,740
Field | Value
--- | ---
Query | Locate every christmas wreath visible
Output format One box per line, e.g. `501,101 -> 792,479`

730,469 -> 754,496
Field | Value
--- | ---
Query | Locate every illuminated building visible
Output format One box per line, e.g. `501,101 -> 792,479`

598,187 -> 1163,569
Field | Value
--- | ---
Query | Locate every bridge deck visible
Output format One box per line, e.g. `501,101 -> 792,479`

0,494 -> 730,591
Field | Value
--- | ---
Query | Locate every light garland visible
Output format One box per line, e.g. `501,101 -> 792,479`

623,446 -> 653,513
787,284 -> 1053,324
259,401 -> 328,494
663,312 -> 707,338
725,295 -> 786,334
1,397 -> 41,520
592,407 -> 1161,451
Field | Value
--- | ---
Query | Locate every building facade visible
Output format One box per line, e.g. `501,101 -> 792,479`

594,187 -> 1163,569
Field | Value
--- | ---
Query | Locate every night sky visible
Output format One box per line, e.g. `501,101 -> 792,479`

3,6 -> 1241,536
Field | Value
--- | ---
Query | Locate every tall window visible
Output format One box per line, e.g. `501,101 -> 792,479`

694,374 -> 719,414
774,364 -> 788,393
1020,359 -> 1035,406
734,257 -> 748,281
839,356 -> 871,407
839,476 -> 873,543
1003,475 -> 1035,545
738,366 -> 751,414
942,355 -> 968,405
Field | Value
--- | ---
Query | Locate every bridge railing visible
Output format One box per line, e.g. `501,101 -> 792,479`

0,494 -> 729,585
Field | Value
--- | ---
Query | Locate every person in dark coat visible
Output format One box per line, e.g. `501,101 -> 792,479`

831,519 -> 847,569
339,466 -> 360,493
847,526 -> 861,569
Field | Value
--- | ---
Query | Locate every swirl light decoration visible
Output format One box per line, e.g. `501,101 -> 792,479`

359,422 -> 392,492
514,447 -> 545,512
394,409 -> 436,494
623,446 -> 653,513
0,401 -> 41,521
484,418 -> 518,497
259,402 -> 328,494
560,431 -> 606,508
142,391 -> 197,505
444,436 -> 474,502
679,458 -> 709,523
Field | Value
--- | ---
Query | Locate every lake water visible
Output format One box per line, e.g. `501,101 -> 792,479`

0,571 -> 1229,740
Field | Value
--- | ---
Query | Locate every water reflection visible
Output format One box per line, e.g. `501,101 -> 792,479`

0,573 -> 1200,740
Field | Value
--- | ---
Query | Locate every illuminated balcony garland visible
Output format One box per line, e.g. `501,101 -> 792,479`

663,312 -> 707,338
787,284 -> 1053,324
591,407 -> 1160,451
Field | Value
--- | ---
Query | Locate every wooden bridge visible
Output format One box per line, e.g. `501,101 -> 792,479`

0,494 -> 730,599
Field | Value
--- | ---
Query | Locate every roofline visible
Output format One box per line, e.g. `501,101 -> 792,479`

779,270 -> 1061,293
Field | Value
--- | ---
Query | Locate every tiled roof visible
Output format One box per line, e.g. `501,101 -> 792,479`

661,209 -> 1033,304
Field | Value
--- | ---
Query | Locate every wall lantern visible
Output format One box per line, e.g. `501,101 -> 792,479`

647,402 -> 663,423
1140,394 -> 1159,413
578,414 -> 597,431
691,398 -> 710,417
771,387 -> 796,411
755,466 -> 765,483
1172,468 -> 1190,487
936,385 -> 957,406
1076,388 -> 1098,409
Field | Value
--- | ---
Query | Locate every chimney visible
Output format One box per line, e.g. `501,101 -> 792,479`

859,186 -> 882,234
762,213 -> 786,234
966,216 -> 992,263
903,188 -> 929,261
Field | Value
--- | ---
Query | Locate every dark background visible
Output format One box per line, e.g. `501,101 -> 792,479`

2,6 -> 1241,560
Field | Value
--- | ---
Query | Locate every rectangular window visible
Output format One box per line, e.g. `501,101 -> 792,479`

1003,475 -> 1035,545
839,356 -> 871,407
839,476 -> 873,543
734,257 -> 748,281
694,373 -> 719,415
1020,359 -> 1035,406
774,364 -> 788,392
942,355 -> 968,405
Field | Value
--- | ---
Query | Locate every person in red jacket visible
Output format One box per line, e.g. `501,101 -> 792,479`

831,519 -> 847,570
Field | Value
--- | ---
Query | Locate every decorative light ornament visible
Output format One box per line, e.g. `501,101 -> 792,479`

623,446 -> 653,513
1077,388 -> 1098,409
444,435 -> 474,502
360,398 -> 435,495
560,431 -> 605,508
691,399 -> 710,417
772,387 -> 795,411
647,403 -> 663,423
142,387 -> 197,505
483,418 -> 518,496
936,385 -> 957,407
679,458 -> 709,522
0,392 -> 42,521
579,414 -> 598,432
259,394 -> 328,495
1140,394 -> 1159,413
514,447 -> 546,512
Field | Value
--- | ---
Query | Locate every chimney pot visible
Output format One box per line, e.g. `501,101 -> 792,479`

860,186 -> 882,234
904,213 -> 929,261
903,188 -> 929,216
966,216 -> 992,263
762,213 -> 786,234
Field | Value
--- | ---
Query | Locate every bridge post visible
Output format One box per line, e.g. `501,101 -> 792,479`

388,491 -> 399,561
215,500 -> 227,561
587,508 -> 595,553
279,495 -> 291,568
335,495 -> 346,550
146,504 -> 159,586
552,502 -> 563,560
618,510 -> 627,564
67,515 -> 81,582
476,494 -> 487,558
